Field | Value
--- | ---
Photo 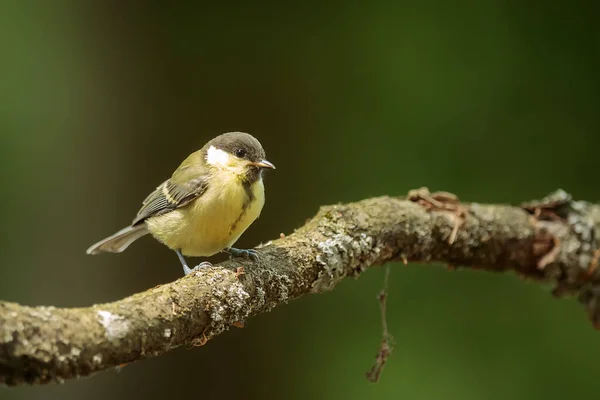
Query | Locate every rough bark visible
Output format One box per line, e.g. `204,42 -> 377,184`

2,189 -> 600,386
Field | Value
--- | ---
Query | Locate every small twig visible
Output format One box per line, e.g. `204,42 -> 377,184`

588,249 -> 600,276
234,266 -> 245,278
408,187 -> 469,244
537,236 -> 561,269
190,332 -> 209,347
366,265 -> 395,383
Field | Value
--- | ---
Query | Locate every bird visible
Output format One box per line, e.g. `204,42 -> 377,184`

86,131 -> 276,275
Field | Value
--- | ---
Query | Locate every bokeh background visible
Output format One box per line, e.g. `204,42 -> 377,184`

1,1 -> 599,399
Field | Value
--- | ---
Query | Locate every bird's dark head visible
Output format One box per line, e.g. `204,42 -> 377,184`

203,132 -> 275,181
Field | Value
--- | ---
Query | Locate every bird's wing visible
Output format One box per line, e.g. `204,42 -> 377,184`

131,174 -> 209,226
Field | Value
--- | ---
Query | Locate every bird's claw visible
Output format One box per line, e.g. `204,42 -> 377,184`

227,247 -> 260,261
183,261 -> 213,276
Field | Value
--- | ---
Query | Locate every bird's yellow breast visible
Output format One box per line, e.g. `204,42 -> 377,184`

145,172 -> 265,257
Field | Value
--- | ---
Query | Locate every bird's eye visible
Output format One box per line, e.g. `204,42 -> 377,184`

234,149 -> 246,158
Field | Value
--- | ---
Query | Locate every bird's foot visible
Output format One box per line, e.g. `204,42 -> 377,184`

177,249 -> 213,275
226,247 -> 260,261
183,261 -> 213,276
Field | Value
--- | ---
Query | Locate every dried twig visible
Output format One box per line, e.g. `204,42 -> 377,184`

408,187 -> 469,244
366,265 -> 394,383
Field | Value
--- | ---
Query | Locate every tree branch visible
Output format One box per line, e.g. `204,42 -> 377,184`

2,189 -> 600,386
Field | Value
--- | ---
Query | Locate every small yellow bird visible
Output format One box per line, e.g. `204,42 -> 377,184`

86,132 -> 275,275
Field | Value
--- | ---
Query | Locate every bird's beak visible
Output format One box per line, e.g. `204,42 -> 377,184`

252,159 -> 276,170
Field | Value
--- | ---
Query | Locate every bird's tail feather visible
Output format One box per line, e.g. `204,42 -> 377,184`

86,225 -> 149,255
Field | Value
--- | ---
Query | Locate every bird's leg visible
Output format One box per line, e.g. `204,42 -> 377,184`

225,247 -> 260,261
176,250 -> 212,275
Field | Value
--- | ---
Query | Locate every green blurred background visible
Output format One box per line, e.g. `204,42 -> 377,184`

1,1 -> 599,399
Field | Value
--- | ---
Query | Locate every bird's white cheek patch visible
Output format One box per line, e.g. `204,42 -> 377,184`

206,145 -> 231,168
